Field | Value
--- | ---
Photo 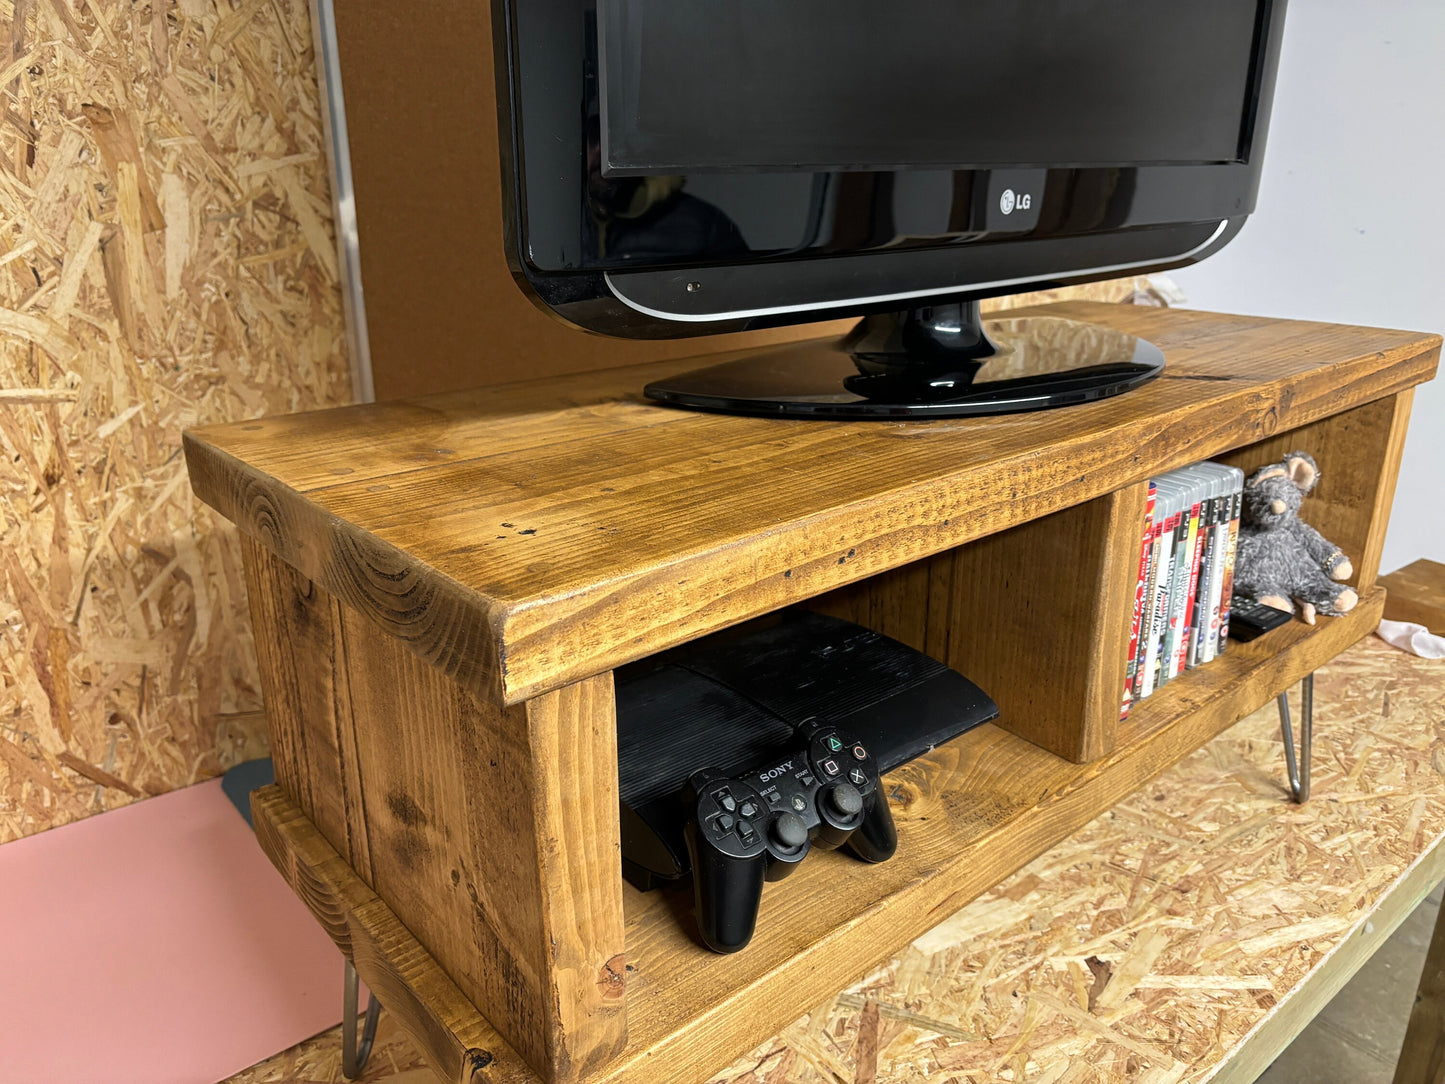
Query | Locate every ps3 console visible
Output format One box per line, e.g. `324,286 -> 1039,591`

615,610 -> 999,902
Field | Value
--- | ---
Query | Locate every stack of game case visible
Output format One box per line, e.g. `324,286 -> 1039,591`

1122,462 -> 1246,718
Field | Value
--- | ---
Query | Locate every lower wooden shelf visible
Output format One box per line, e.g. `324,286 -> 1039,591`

253,587 -> 1385,1084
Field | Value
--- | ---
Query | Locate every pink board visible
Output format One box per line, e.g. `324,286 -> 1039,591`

0,778 -> 343,1083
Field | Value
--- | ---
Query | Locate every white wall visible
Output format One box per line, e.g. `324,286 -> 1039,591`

1171,0 -> 1445,574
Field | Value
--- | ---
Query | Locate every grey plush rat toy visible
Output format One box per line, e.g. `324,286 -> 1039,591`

1233,450 -> 1357,624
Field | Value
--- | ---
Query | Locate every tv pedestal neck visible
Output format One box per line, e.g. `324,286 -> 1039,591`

184,302 -> 1438,1084
642,299 -> 1165,418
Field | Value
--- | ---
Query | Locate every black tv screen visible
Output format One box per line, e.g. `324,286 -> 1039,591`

600,1 -> 1264,174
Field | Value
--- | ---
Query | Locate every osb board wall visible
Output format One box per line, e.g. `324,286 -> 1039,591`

0,0 -> 351,842
227,633 -> 1445,1084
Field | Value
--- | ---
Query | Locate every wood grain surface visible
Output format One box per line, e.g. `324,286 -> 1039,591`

242,540 -> 626,1083
1381,559 -> 1445,634
184,304 -> 1440,708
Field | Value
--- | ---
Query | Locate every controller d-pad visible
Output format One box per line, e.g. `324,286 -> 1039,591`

737,819 -> 756,844
714,813 -> 734,832
714,790 -> 737,813
739,800 -> 758,818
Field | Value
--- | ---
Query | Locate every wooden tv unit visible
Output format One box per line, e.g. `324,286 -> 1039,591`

184,303 -> 1439,1084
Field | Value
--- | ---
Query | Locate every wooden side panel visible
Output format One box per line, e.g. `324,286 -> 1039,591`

251,785 -> 536,1084
241,537 -> 369,872
242,543 -> 626,1083
1215,390 -> 1414,596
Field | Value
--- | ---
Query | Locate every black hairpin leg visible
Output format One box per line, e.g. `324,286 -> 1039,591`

342,958 -> 381,1079
1276,672 -> 1314,803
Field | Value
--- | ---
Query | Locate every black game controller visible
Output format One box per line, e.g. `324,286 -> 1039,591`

682,720 -> 898,953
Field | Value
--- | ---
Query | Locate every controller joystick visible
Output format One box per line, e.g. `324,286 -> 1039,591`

682,724 -> 897,953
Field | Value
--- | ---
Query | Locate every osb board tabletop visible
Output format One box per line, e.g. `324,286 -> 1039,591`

229,632 -> 1445,1084
184,305 -> 1440,706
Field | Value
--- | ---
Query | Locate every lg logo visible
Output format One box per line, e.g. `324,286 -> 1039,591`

999,188 -> 1032,215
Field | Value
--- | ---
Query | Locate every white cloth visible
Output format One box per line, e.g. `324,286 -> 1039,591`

1376,619 -> 1445,660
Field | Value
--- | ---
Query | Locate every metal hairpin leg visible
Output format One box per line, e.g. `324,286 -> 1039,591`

342,959 -> 381,1079
1276,671 -> 1314,803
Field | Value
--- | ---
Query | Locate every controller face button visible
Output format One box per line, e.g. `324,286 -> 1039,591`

851,744 -> 867,761
848,767 -> 867,787
826,782 -> 864,819
820,757 -> 840,777
771,812 -> 809,851
825,735 -> 844,752
739,800 -> 758,818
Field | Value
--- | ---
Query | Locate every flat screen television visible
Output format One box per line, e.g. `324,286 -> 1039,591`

493,1 -> 1285,417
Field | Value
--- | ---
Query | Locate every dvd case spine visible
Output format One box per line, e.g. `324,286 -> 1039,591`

1187,490 -> 1219,670
1132,498 -> 1163,702
1122,482 -> 1157,719
1141,501 -> 1179,699
1217,474 -> 1245,653
1202,474 -> 1237,664
1163,494 -> 1199,682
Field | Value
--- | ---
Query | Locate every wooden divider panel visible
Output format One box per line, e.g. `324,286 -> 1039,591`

241,542 -> 626,1084
810,484 -> 1149,763
944,483 -> 1149,761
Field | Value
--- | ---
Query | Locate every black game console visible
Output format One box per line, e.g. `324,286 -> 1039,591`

615,610 -> 999,950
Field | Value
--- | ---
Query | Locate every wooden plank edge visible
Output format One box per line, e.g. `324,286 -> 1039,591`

1202,832 -> 1445,1084
250,785 -> 540,1084
185,433 -> 509,706
599,590 -> 1387,1084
